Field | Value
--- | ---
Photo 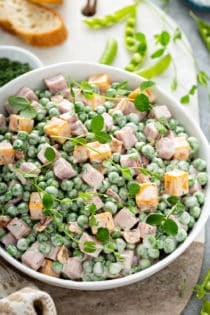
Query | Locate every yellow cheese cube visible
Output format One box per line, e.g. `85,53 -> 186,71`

40,259 -> 60,278
9,114 -> 34,133
164,169 -> 189,196
86,94 -> 105,110
128,88 -> 156,103
92,212 -> 115,234
0,142 -> 15,165
174,137 -> 191,160
44,117 -> 71,144
88,73 -> 111,92
135,183 -> 159,211
88,142 -> 112,162
29,192 -> 43,220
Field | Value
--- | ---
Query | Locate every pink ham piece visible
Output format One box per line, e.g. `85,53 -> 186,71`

106,188 -> 122,203
150,105 -> 172,120
86,194 -> 104,210
63,257 -> 83,280
120,154 -> 142,175
37,143 -> 59,164
102,113 -> 113,131
0,114 -> 6,128
79,232 -> 102,258
7,218 -> 31,239
73,145 -> 89,164
138,222 -> 157,238
60,113 -> 88,136
121,250 -> 134,272
156,137 -> 175,160
114,208 -> 138,231
53,157 -> 76,180
20,162 -> 40,175
110,98 -> 146,121
0,233 -> 16,247
44,74 -> 68,95
81,164 -> 104,190
122,229 -> 141,244
58,99 -> 74,114
22,242 -> 45,270
46,246 -> 61,260
16,86 -> 38,101
110,137 -> 123,153
115,127 -> 137,150
144,123 -> 159,141
189,180 -> 202,194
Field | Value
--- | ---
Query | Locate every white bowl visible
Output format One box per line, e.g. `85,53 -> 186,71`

0,61 -> 209,290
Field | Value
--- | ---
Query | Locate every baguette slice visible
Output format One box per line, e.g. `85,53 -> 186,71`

29,0 -> 63,5
5,0 -> 67,46
0,0 -> 15,33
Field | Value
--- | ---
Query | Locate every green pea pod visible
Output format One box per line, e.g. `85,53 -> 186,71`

99,38 -> 118,65
190,12 -> 210,51
200,300 -> 210,315
124,8 -> 137,52
125,52 -> 145,72
83,4 -> 136,29
136,53 -> 172,79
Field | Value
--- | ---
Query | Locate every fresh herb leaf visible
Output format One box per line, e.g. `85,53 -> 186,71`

91,115 -> 104,133
194,284 -> 207,300
83,241 -> 96,253
42,193 -> 54,210
197,71 -> 209,88
134,93 -> 152,112
162,218 -> 178,235
80,81 -> 95,99
8,96 -> 29,111
173,202 -> 185,215
180,94 -> 190,104
151,48 -> 165,59
140,80 -> 155,91
96,227 -> 110,243
89,216 -> 97,227
19,107 -> 36,119
44,147 -> 56,162
95,131 -> 112,144
121,167 -> 133,180
167,196 -> 179,205
78,191 -> 92,200
173,28 -> 182,41
87,203 -> 97,214
128,182 -> 140,197
114,81 -> 128,90
189,84 -> 197,95
135,32 -> 146,43
146,213 -> 165,226
160,31 -> 171,46
200,299 -> 210,314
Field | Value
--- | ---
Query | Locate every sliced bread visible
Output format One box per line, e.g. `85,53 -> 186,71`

5,0 -> 67,46
28,0 -> 63,5
0,0 -> 15,33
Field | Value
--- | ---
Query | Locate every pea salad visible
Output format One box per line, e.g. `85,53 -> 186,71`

0,72 -> 208,281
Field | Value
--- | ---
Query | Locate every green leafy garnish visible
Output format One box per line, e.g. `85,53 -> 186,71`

171,77 -> 178,91
44,147 -> 56,163
167,196 -> 179,205
173,28 -> 182,41
146,213 -> 165,226
95,131 -> 112,144
80,81 -> 95,99
78,191 -> 92,200
200,299 -> 210,315
89,216 -> 97,227
121,167 -> 133,180
134,93 -> 152,112
96,227 -> 110,243
151,48 -> 165,59
140,80 -> 155,92
155,31 -> 170,46
42,193 -> 54,210
162,218 -> 178,236
91,115 -> 104,133
83,241 -> 97,253
128,182 -> 140,197
180,84 -> 197,105
197,71 -> 210,88
8,96 -> 36,119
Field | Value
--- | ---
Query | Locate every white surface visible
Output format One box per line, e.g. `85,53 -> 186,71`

0,62 -> 209,290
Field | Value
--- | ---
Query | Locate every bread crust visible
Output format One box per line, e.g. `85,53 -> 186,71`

29,0 -> 63,4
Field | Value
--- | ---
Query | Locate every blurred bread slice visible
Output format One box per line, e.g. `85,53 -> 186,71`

29,0 -> 63,6
5,0 -> 67,46
0,0 -> 15,33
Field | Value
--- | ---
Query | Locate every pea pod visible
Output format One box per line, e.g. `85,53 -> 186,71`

99,38 -> 118,65
83,4 -> 136,29
125,33 -> 147,72
124,8 -> 137,52
136,53 -> 172,79
190,11 -> 210,51
200,300 -> 210,315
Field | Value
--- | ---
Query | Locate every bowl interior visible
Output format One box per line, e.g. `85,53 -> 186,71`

0,61 -> 209,290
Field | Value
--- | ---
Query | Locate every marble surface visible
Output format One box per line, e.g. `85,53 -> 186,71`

151,1 -> 210,314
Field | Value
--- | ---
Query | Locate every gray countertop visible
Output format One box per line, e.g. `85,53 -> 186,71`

153,1 -> 210,314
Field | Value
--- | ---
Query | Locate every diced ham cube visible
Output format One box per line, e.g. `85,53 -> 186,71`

110,137 -> 123,153
22,242 -> 44,270
44,74 -> 68,94
164,170 -> 189,196
115,127 -> 137,149
138,222 -> 157,238
109,98 -> 146,121
31,100 -> 42,110
102,113 -> 113,131
174,137 -> 191,160
156,137 -> 175,160
73,145 -> 89,163
0,215 -> 11,228
16,86 -> 38,101
46,246 -> 61,261
71,120 -> 88,136
0,114 -> 6,128
120,154 -> 142,175
56,245 -> 69,264
81,164 -> 104,190
79,232 -> 102,258
150,105 -> 171,120
35,217 -> 52,232
0,142 -> 15,165
37,143 -> 59,164
51,94 -> 64,103
88,142 -> 112,162
1,233 -> 16,246
7,218 -> 31,239
136,173 -> 150,183
68,222 -> 82,235
86,194 -> 104,210
44,117 -> 71,144
135,183 -> 159,211
106,188 -> 122,203
39,259 -> 60,278
144,123 -> 159,141
58,99 -> 74,114
114,208 -> 138,230
189,180 -> 202,194
121,250 -> 134,272
9,115 -> 34,133
122,229 -> 141,244
63,257 -> 83,280
20,162 -> 40,175
91,212 -> 115,234
29,192 -> 43,220
53,157 -> 76,180
88,73 -> 111,92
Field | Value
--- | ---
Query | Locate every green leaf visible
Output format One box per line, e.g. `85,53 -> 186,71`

146,213 -> 165,226
128,182 -> 140,197
89,216 -> 97,227
173,28 -> 182,41
8,96 -> 29,111
173,202 -> 185,215
95,131 -> 112,144
78,191 -> 92,200
197,71 -> 209,88
162,218 -> 178,235
194,284 -> 207,300
134,93 -> 151,112
86,203 -> 97,214
96,227 -> 110,243
20,106 -> 37,119
91,115 -> 104,133
140,80 -> 155,91
115,81 -> 128,90
180,94 -> 190,104
167,196 -> 179,205
160,31 -> 171,46
135,32 -> 146,43
42,193 -> 54,210
151,48 -> 165,59
121,167 -> 133,180
171,77 -> 178,91
80,81 -> 95,98
72,137 -> 87,146
200,299 -> 210,314
83,241 -> 96,253
189,84 -> 197,95
44,147 -> 56,162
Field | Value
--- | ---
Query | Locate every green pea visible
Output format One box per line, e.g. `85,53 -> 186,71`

51,234 -> 64,247
184,196 -> 198,208
141,144 -> 155,159
115,238 -> 126,252
163,237 -> 176,254
77,215 -> 88,228
111,229 -> 121,239
40,97 -> 49,106
104,201 -> 118,214
52,261 -> 63,273
139,258 -> 151,269
27,147 -> 37,158
197,172 -> 208,186
28,133 -> 40,145
6,244 -> 18,257
11,183 -> 23,196
46,101 -> 56,110
61,180 -> 73,191
39,242 -> 52,255
194,191 -> 205,205
45,186 -> 58,197
4,132 -> 13,141
190,206 -> 201,218
17,238 -> 29,251
108,262 -> 122,275
49,107 -> 60,118
17,202 -> 28,214
0,183 -> 7,194
188,137 -> 199,154
108,171 -> 120,184
93,261 -> 104,276
105,88 -> 116,98
148,248 -> 160,259
192,158 -> 207,171
83,260 -> 93,273
188,216 -> 195,228
179,211 -> 191,225
36,109 -> 47,121
13,139 -> 24,150
68,189 -> 78,199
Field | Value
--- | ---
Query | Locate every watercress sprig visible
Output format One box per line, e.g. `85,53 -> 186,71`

8,96 -> 37,119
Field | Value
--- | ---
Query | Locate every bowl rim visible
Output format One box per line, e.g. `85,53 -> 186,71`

0,45 -> 43,68
0,61 -> 209,290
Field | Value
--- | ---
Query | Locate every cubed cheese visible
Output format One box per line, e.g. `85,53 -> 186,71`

86,94 -> 105,110
0,142 -> 15,165
164,169 -> 189,196
39,259 -> 60,278
88,73 -> 111,92
73,145 -> 89,163
44,117 -> 71,144
92,212 -> 115,234
29,192 -> 43,220
9,114 -> 34,133
135,183 -> 159,211
174,137 -> 191,160
128,88 -> 156,103
88,142 -> 112,162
